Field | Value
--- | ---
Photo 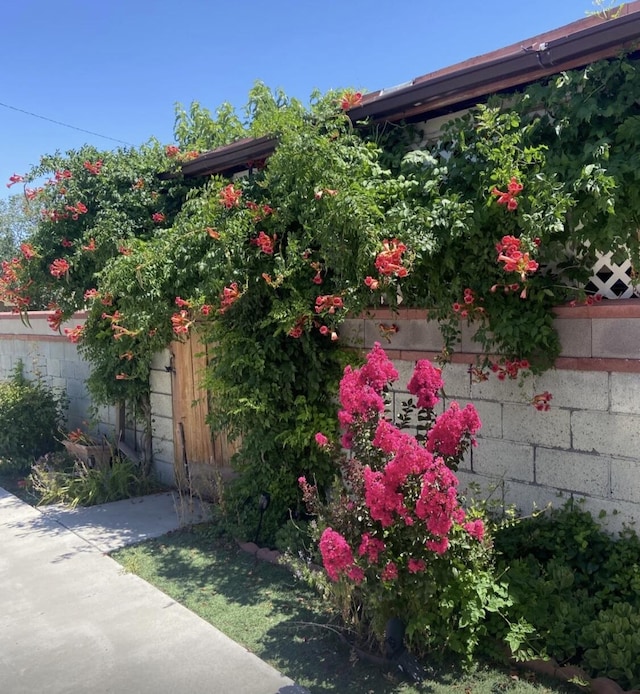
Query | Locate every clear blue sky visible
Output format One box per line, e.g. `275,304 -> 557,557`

1,0 -> 602,199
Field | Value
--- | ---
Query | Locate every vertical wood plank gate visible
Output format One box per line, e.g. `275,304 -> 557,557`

170,335 -> 238,496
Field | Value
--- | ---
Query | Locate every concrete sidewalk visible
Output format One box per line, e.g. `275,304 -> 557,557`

0,488 -> 309,694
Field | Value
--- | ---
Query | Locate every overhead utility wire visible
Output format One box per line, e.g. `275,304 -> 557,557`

0,100 -> 135,146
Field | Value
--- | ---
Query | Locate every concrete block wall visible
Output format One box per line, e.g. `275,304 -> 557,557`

149,349 -> 176,486
0,312 -> 110,432
0,312 -> 164,478
342,300 -> 640,533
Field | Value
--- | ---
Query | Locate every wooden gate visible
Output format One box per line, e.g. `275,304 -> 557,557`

170,335 -> 238,497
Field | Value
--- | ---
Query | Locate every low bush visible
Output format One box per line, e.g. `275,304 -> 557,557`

494,499 -> 640,688
29,449 -> 162,507
0,361 -> 67,460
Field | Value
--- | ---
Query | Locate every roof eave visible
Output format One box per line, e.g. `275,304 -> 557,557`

348,10 -> 640,123
180,6 -> 640,178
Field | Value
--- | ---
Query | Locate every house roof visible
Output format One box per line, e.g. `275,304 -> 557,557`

181,3 -> 640,179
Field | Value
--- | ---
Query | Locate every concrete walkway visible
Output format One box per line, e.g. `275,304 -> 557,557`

0,489 -> 309,694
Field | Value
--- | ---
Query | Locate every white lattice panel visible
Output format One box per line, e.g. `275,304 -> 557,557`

585,251 -> 640,299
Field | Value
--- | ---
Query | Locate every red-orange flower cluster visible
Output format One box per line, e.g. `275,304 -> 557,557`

0,258 -> 33,313
43,209 -> 69,223
252,231 -> 275,255
64,324 -> 85,344
54,169 -> 72,182
318,325 -> 339,341
218,282 -> 241,314
6,173 -> 25,188
364,276 -> 380,290
315,294 -> 344,315
47,308 -> 64,331
375,239 -> 408,278
219,184 -> 242,209
288,316 -> 307,339
491,177 -> 523,211
245,201 -> 274,221
490,358 -> 530,381
452,288 -> 484,319
25,187 -> 43,200
532,391 -> 553,411
20,243 -> 36,260
65,202 -> 88,218
83,160 -> 103,175
496,235 -> 539,281
49,258 -> 70,278
339,90 -> 363,110
171,310 -> 192,335
313,188 -> 338,200
0,255 -> 32,308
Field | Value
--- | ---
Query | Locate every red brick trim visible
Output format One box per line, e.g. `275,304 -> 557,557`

0,310 -> 88,320
347,345 -> 640,373
0,333 -> 68,343
353,299 -> 640,322
553,299 -> 640,319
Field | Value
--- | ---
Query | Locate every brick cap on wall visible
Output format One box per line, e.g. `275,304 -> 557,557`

350,298 -> 640,321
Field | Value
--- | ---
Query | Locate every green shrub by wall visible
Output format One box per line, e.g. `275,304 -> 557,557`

0,361 -> 67,461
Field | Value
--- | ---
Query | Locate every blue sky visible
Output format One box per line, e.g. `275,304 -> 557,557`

1,0 -> 602,199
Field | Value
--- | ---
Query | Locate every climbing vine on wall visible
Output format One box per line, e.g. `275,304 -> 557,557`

2,56 -> 640,537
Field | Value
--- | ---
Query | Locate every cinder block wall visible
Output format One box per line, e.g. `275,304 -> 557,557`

0,313 -> 170,481
342,300 -> 640,533
0,312 -> 108,432
149,349 -> 176,486
4,303 -> 640,528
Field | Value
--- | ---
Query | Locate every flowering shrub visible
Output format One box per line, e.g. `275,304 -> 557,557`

300,344 -> 531,664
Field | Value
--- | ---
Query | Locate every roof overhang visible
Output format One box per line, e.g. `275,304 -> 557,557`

349,4 -> 640,123
181,3 -> 640,179
179,135 -> 278,178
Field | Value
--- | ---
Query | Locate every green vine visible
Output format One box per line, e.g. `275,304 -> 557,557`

2,57 -> 639,538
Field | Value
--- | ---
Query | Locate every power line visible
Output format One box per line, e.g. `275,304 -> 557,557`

0,100 -> 136,146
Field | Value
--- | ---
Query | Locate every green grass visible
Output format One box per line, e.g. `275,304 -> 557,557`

112,524 -> 577,694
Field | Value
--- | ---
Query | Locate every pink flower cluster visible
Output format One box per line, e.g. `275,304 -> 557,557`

338,342 -> 398,431
319,528 -> 363,582
407,360 -> 443,409
314,343 -> 486,585
426,402 -> 481,458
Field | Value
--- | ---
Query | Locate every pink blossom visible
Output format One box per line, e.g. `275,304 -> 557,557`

347,566 -> 365,583
363,466 -> 405,527
464,519 -> 485,542
358,534 -> 386,563
407,360 -> 443,410
314,432 -> 329,447
426,402 -> 481,458
339,368 -> 385,421
381,561 -> 398,581
426,537 -> 450,554
359,342 -> 398,391
319,528 -> 355,582
337,343 -> 398,428
408,558 -> 426,574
